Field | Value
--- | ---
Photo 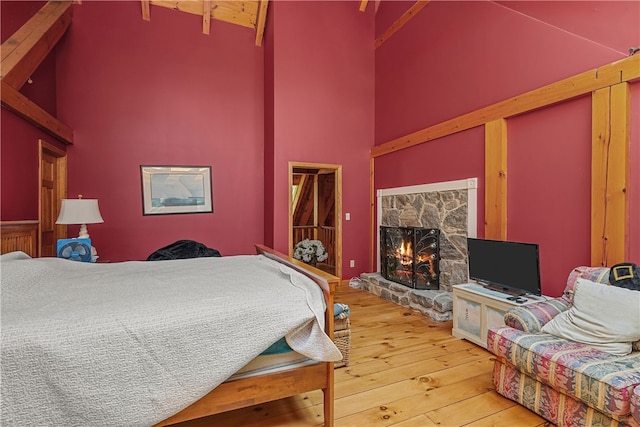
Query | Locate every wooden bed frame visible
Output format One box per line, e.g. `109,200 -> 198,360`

0,222 -> 338,427
155,244 -> 338,426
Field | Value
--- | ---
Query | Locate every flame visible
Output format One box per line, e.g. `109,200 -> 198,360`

396,240 -> 413,266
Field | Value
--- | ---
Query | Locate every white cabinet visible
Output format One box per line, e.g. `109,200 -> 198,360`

452,283 -> 546,348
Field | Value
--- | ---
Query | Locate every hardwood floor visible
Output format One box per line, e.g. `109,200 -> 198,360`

175,284 -> 548,427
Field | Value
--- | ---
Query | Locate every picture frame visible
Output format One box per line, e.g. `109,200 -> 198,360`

140,165 -> 213,215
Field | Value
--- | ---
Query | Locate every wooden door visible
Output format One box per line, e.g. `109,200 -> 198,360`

39,140 -> 67,257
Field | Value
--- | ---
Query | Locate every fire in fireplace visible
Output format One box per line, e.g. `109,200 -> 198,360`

380,226 -> 440,290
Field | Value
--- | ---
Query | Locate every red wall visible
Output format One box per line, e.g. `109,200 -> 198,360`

374,1 -> 640,296
55,2 -> 265,260
2,1 -> 374,276
266,1 -> 375,276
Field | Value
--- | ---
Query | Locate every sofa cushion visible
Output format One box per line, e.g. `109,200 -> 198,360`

563,266 -> 610,303
488,326 -> 640,416
504,298 -> 570,333
541,279 -> 640,355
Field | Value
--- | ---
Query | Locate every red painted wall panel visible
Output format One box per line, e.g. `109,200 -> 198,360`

1,110 -> 43,220
268,1 -> 375,277
507,98 -> 592,291
55,2 -> 264,261
497,1 -> 640,54
375,0 -> 631,145
375,127 -> 485,212
374,0 -> 639,296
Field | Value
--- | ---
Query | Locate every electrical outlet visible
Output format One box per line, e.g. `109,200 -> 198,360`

350,260 -> 355,268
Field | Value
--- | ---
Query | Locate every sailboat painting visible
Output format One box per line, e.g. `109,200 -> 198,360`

141,166 -> 213,215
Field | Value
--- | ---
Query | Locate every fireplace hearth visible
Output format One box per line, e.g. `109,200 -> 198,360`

380,226 -> 440,290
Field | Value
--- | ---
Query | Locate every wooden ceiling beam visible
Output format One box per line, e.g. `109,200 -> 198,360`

1,81 -> 73,144
255,0 -> 268,47
151,1 -> 258,29
374,1 -> 430,49
359,1 -> 368,12
142,1 -> 268,46
1,1 -> 73,89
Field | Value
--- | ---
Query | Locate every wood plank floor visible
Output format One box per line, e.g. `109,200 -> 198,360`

175,284 -> 549,427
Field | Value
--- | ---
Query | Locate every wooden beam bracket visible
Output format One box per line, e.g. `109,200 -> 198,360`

202,0 -> 212,35
374,1 -> 430,49
1,1 -> 73,89
1,81 -> 73,144
141,0 -> 150,21
255,0 -> 269,47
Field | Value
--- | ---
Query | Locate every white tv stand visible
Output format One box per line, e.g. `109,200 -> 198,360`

452,282 -> 547,348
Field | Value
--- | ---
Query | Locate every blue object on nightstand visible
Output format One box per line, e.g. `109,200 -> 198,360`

57,238 -> 92,262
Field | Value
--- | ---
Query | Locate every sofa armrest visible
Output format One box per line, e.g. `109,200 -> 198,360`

632,385 -> 640,425
503,298 -> 570,333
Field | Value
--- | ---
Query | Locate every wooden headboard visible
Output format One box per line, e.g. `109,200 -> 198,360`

1,221 -> 38,257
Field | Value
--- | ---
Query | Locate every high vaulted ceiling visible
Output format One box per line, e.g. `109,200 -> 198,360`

0,0 -> 422,145
138,0 -> 381,47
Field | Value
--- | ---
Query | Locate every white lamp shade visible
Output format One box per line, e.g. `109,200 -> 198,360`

56,199 -> 104,225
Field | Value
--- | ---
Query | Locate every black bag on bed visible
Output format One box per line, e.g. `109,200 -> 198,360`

146,240 -> 221,261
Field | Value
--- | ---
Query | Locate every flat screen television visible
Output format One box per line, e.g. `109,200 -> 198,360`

467,238 -> 541,296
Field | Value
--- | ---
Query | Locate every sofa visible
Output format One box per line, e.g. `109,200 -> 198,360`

487,266 -> 640,427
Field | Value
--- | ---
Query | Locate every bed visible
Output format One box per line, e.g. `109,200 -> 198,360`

0,222 -> 341,427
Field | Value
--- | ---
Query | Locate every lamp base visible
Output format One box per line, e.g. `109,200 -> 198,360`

77,224 -> 98,262
78,224 -> 90,239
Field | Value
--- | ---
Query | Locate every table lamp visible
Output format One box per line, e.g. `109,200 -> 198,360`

56,195 -> 104,261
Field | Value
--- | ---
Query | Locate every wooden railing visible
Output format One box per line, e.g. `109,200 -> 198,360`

293,226 -> 336,267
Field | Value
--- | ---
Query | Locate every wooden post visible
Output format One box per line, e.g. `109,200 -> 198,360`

591,83 -> 629,266
484,118 -> 508,240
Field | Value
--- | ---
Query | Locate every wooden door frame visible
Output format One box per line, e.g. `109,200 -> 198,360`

39,139 -> 67,257
289,161 -> 342,279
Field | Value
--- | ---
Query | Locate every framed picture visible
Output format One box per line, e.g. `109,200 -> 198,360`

140,165 -> 213,215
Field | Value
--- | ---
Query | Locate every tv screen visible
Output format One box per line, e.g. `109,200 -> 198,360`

467,238 -> 541,296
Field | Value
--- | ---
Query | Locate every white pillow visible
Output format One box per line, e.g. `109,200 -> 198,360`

0,251 -> 32,262
541,278 -> 640,355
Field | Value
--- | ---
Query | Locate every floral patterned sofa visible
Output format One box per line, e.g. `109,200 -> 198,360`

487,266 -> 640,427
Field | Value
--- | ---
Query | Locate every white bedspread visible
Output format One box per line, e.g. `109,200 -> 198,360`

0,253 -> 341,426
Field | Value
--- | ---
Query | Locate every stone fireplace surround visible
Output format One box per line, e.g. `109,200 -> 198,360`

361,178 -> 478,322
359,272 -> 454,321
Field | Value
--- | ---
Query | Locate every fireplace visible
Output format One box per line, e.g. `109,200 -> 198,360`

380,226 -> 440,290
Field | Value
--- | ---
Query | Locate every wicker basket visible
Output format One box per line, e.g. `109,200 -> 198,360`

333,317 -> 351,368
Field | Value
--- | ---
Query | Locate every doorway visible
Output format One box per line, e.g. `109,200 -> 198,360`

289,162 -> 342,278
39,140 -> 67,257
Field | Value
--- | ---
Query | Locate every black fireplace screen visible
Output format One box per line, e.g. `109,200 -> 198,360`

380,226 -> 440,290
